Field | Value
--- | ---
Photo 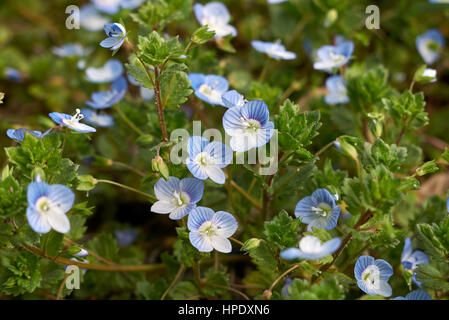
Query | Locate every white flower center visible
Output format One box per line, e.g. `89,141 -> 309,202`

198,83 -> 222,103
172,190 -> 189,207
198,220 -> 217,237
310,202 -> 331,217
194,152 -> 215,167
240,117 -> 261,133
36,196 -> 59,215
63,108 -> 84,127
329,51 -> 345,63
361,265 -> 381,290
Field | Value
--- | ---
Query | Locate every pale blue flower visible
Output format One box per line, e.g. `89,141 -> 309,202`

49,109 -> 97,133
324,75 -> 349,105
85,59 -> 123,83
92,0 -> 122,14
7,128 -> 51,142
140,87 -> 155,101
52,44 -> 91,58
280,236 -> 341,260
401,237 -> 429,287
115,229 -> 138,246
81,108 -> 115,127
80,4 -> 110,31
281,278 -> 293,298
222,90 -> 246,108
100,23 -> 127,52
394,289 -> 432,300
120,0 -> 144,9
294,188 -> 341,231
188,73 -> 229,106
26,176 -> 74,234
151,177 -> 204,220
251,40 -> 296,60
313,41 -> 354,72
186,136 -> 233,185
416,29 -> 445,65
187,207 -> 238,253
4,67 -> 22,82
222,100 -> 274,152
194,2 -> 237,38
354,255 -> 393,297
86,76 -> 127,109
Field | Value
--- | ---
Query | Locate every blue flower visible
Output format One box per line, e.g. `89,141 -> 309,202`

401,237 -> 429,287
222,100 -> 275,152
151,176 -> 204,220
187,206 -> 238,253
4,67 -> 22,82
281,236 -> 341,260
120,0 -> 144,9
7,128 -> 51,142
251,40 -> 296,60
324,75 -> 349,105
416,29 -> 445,65
26,176 -> 74,234
186,136 -> 233,185
281,278 -> 293,298
52,43 -> 91,58
86,76 -> 127,109
354,255 -> 393,297
222,90 -> 246,108
80,4 -> 110,32
49,109 -> 97,133
194,2 -> 237,38
81,108 -> 115,127
393,289 -> 432,300
313,41 -> 354,72
140,87 -> 155,101
114,229 -> 138,247
294,188 -> 341,231
188,73 -> 229,106
100,23 -> 127,52
92,0 -> 122,14
85,59 -> 123,83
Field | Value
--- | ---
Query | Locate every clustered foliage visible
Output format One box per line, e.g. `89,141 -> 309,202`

0,0 -> 449,300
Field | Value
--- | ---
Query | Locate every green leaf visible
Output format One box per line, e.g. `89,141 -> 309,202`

126,63 -> 154,89
130,0 -> 192,30
415,264 -> 449,291
191,25 -> 215,44
274,100 -> 321,155
263,210 -> 300,250
87,233 -> 118,261
138,32 -> 185,66
41,231 -> 64,256
158,63 -> 192,109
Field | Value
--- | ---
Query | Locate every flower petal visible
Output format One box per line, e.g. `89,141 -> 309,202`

212,211 -> 238,238
187,206 -> 214,231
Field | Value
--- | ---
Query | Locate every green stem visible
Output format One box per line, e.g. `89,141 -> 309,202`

95,179 -> 157,201
114,105 -> 145,136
